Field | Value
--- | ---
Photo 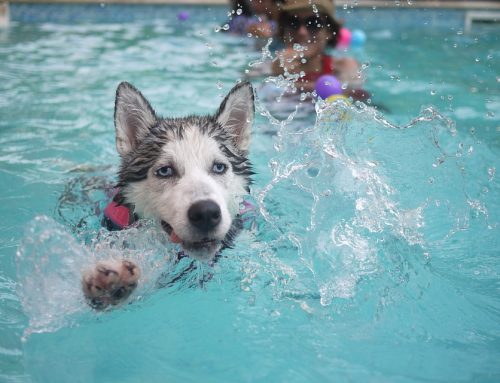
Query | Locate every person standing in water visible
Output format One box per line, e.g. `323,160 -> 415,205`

272,0 -> 367,100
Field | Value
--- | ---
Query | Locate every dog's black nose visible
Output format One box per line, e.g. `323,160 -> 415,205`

188,200 -> 221,232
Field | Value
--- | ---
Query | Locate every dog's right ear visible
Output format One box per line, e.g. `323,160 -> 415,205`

114,82 -> 157,156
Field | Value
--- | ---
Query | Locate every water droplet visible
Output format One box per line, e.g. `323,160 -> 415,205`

236,8 -> 242,15
474,57 -> 480,63
222,23 -> 230,31
430,90 -> 436,96
488,167 -> 496,180
428,177 -> 434,184
307,167 -> 320,177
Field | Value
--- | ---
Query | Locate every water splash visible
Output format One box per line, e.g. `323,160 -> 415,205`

250,95 -> 493,307
15,91 -> 495,336
16,216 -> 188,338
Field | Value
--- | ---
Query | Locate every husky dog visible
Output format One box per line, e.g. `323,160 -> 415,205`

82,81 -> 255,309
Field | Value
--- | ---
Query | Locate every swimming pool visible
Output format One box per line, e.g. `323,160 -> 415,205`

1,3 -> 499,382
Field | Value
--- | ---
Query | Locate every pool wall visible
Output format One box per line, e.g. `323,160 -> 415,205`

6,1 -> 497,31
6,0 -> 500,10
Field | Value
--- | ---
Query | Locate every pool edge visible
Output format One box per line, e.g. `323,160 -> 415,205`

5,0 -> 500,11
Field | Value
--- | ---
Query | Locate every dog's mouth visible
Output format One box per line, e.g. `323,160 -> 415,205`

161,221 -> 182,243
161,220 -> 221,253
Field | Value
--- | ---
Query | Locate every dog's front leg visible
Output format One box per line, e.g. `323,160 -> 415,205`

81,260 -> 140,310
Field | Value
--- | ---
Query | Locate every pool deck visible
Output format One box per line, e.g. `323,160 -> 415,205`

5,0 -> 500,9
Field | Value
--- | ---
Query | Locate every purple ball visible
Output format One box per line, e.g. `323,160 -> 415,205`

315,75 -> 342,99
177,11 -> 189,21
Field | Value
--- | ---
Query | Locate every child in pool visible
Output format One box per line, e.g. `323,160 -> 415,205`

272,0 -> 368,100
227,0 -> 282,48
246,0 -> 281,41
227,0 -> 257,35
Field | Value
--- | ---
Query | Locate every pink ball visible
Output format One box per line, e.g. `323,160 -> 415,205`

338,27 -> 352,47
315,75 -> 342,99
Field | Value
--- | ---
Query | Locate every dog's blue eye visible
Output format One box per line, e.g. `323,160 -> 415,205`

212,162 -> 227,174
155,166 -> 174,178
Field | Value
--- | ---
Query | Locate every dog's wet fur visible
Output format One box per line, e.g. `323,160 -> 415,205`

82,81 -> 254,309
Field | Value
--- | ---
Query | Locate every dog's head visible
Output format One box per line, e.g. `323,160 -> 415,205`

113,81 -> 254,261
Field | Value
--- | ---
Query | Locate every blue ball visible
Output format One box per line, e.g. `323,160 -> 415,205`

351,29 -> 367,47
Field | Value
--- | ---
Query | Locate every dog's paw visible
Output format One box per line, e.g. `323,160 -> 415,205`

82,260 -> 140,310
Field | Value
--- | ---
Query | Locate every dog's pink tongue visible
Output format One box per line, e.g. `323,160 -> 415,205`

170,231 -> 182,244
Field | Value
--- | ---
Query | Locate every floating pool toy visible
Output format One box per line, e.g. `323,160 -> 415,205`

326,94 -> 350,104
338,27 -> 352,48
322,94 -> 352,124
315,75 -> 342,99
351,29 -> 367,47
177,11 -> 189,21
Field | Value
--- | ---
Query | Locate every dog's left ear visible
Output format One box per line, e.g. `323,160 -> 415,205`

215,81 -> 254,153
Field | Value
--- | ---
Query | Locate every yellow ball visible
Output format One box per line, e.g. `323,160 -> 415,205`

326,94 -> 350,104
321,94 -> 351,124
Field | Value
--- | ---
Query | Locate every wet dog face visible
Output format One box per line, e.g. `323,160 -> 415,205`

113,82 -> 254,260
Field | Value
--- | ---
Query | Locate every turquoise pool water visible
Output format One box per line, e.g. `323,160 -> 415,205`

1,4 -> 499,382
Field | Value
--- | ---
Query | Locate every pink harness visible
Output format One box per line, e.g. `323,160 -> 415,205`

103,198 -> 134,229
